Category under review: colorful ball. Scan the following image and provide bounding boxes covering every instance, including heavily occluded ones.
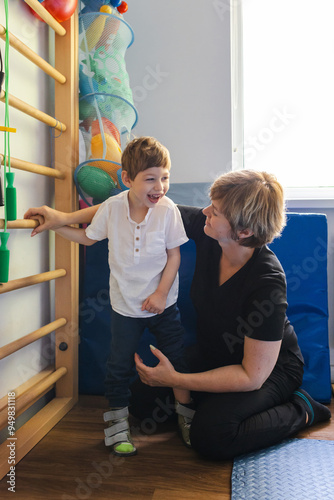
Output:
[90,133,122,182]
[91,118,121,145]
[117,2,128,14]
[100,5,112,14]
[28,0,78,23]
[76,164,116,201]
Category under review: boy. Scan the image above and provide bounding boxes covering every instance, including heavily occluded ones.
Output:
[52,137,192,456]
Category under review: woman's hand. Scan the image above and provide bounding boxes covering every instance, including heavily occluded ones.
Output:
[134,346,178,388]
[24,205,68,236]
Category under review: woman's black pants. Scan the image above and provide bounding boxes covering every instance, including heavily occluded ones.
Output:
[130,351,306,460]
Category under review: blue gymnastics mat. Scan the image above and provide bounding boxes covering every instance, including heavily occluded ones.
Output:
[231,438,334,500]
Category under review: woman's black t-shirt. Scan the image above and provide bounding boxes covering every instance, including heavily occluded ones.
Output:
[178,205,304,369]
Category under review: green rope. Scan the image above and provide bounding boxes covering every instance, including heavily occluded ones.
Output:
[3,0,10,233]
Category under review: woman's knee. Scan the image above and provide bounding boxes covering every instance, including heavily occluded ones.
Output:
[190,409,237,460]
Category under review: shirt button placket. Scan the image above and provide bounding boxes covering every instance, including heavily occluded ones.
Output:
[134,225,141,260]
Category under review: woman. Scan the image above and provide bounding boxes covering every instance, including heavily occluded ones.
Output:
[25,170,331,460]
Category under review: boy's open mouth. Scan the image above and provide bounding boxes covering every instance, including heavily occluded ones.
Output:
[147,194,161,203]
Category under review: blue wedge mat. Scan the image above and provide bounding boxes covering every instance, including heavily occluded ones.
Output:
[232,438,334,500]
[269,213,331,402]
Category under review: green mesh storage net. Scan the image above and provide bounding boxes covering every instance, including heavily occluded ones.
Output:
[76,3,137,205]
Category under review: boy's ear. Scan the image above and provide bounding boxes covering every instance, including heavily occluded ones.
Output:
[121,170,132,188]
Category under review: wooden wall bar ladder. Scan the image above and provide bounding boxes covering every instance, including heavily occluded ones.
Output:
[0,5,79,480]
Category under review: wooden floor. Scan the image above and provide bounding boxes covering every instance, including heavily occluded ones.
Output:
[1,394,333,500]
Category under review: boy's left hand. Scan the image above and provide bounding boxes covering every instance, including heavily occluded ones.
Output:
[142,291,167,314]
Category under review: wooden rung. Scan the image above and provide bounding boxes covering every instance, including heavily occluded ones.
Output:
[0,269,67,294]
[0,318,67,361]
[0,219,38,230]
[23,0,66,37]
[0,25,66,84]
[0,90,66,132]
[0,366,54,412]
[0,385,51,428]
[0,154,65,179]
[0,397,74,481]
[0,367,67,429]
[15,367,67,416]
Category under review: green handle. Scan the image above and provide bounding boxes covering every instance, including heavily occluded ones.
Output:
[0,232,10,283]
[6,172,17,221]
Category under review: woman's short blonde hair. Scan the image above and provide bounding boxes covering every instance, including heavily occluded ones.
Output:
[122,136,171,180]
[210,170,286,247]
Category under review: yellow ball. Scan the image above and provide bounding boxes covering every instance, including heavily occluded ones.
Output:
[100,5,112,14]
[90,133,122,183]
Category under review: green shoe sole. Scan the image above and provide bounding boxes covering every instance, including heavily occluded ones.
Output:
[112,442,137,457]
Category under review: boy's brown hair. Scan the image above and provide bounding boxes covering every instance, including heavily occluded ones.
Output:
[121,136,171,180]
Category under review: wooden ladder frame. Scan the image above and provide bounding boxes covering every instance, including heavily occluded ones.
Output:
[0,1,79,480]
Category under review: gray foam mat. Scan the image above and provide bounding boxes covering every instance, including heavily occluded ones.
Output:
[232,438,334,500]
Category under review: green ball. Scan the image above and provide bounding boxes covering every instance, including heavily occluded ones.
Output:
[77,165,115,201]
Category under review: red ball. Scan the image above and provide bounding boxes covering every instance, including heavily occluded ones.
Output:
[91,118,121,146]
[117,2,128,14]
[29,0,78,23]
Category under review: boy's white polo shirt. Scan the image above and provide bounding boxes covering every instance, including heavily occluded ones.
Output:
[85,191,188,318]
